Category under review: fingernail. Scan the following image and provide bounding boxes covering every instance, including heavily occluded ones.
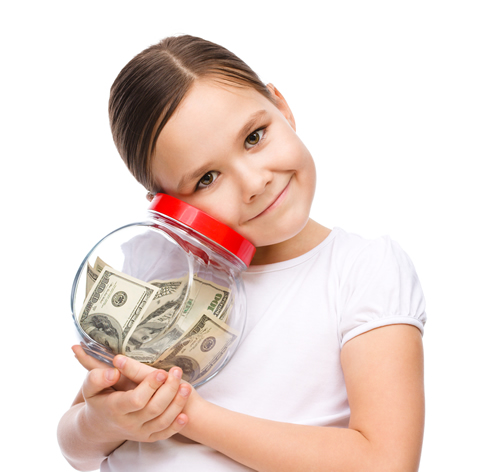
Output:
[177,415,186,425]
[180,386,190,397]
[156,371,167,382]
[114,356,126,369]
[172,368,182,379]
[105,369,117,381]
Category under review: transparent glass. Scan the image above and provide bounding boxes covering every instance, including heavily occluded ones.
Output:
[71,212,247,388]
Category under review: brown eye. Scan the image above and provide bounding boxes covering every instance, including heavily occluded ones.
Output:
[245,129,264,148]
[197,171,220,189]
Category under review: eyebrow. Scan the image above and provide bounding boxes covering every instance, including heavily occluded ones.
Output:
[236,109,269,144]
[176,109,270,192]
[177,164,214,192]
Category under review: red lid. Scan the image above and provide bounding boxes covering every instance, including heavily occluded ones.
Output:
[148,194,256,267]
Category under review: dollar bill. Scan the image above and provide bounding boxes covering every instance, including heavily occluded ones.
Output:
[93,256,108,273]
[79,266,159,354]
[123,276,188,354]
[85,256,111,297]
[85,262,99,297]
[150,313,239,383]
[78,258,238,382]
[177,276,231,329]
[126,276,231,357]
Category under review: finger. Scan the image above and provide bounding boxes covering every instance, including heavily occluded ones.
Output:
[73,348,136,392]
[139,367,186,422]
[73,345,110,371]
[146,375,192,440]
[74,345,137,392]
[82,367,120,400]
[116,369,169,414]
[147,413,189,442]
[113,355,157,385]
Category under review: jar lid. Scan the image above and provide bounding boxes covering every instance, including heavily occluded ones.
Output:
[149,193,256,267]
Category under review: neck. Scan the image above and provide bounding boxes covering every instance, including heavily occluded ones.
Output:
[250,219,331,266]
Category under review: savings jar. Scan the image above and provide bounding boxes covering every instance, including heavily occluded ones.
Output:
[71,193,255,387]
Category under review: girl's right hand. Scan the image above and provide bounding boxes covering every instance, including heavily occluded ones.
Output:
[81,364,191,444]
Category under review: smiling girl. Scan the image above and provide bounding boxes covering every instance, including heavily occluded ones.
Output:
[58,35,427,471]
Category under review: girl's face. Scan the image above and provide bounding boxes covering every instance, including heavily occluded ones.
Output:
[152,80,317,257]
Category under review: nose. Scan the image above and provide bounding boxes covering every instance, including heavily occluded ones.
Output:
[236,161,273,203]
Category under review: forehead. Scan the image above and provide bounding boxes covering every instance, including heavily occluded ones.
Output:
[156,81,272,152]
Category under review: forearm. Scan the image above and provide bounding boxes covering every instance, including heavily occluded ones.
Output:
[182,399,385,472]
[57,403,124,471]
[182,326,424,472]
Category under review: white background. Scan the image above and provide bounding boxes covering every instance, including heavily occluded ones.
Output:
[2,1,499,470]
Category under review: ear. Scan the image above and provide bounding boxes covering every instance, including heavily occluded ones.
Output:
[267,83,296,131]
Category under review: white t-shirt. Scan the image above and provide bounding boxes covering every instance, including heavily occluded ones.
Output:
[102,228,427,471]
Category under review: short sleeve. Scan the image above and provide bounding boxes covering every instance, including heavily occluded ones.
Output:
[338,236,427,348]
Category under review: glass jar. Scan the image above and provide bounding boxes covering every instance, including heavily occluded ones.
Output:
[71,193,255,387]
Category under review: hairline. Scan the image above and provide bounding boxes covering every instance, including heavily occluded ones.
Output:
[149,74,276,194]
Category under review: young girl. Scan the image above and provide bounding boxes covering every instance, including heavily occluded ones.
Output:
[58,35,427,471]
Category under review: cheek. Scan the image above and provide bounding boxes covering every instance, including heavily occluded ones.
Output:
[190,192,241,228]
[275,131,312,169]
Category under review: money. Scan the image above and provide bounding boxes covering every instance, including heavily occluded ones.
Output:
[79,266,159,354]
[79,257,238,383]
[126,276,231,356]
[93,256,108,273]
[123,276,189,354]
[85,256,110,296]
[85,262,99,297]
[176,276,230,329]
[151,313,239,383]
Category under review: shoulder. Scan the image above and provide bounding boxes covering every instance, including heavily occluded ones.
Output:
[329,229,427,347]
[328,229,417,283]
[331,228,403,263]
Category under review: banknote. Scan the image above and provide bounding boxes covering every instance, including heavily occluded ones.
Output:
[123,276,188,353]
[151,313,239,383]
[85,256,110,297]
[176,276,231,329]
[79,266,159,354]
[126,276,232,357]
[93,256,108,273]
[78,258,238,381]
[85,262,99,297]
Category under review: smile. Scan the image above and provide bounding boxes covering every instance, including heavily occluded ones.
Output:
[250,179,291,220]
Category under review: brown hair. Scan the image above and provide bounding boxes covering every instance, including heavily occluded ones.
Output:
[109,34,274,193]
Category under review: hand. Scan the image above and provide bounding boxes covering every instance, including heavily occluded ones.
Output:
[80,361,192,443]
[73,344,155,391]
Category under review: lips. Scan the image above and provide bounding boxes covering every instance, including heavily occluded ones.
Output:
[250,180,291,220]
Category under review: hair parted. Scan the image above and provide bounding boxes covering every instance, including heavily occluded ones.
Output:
[109,34,274,193]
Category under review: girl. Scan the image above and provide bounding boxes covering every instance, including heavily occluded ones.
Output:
[58,35,427,471]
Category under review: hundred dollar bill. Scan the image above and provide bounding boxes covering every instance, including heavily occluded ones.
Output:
[79,266,159,354]
[126,276,232,359]
[85,262,99,297]
[93,256,108,273]
[150,313,239,383]
[85,256,111,297]
[123,276,188,354]
[142,276,189,322]
[177,276,231,329]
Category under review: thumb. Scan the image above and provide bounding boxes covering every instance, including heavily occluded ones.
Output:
[72,344,110,371]
[82,367,120,400]
[113,355,157,384]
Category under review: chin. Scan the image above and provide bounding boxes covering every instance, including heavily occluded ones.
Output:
[251,215,310,248]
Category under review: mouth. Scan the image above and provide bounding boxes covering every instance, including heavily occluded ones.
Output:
[250,179,291,220]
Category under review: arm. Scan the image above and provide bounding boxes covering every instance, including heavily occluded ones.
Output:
[180,324,424,472]
[57,355,191,471]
